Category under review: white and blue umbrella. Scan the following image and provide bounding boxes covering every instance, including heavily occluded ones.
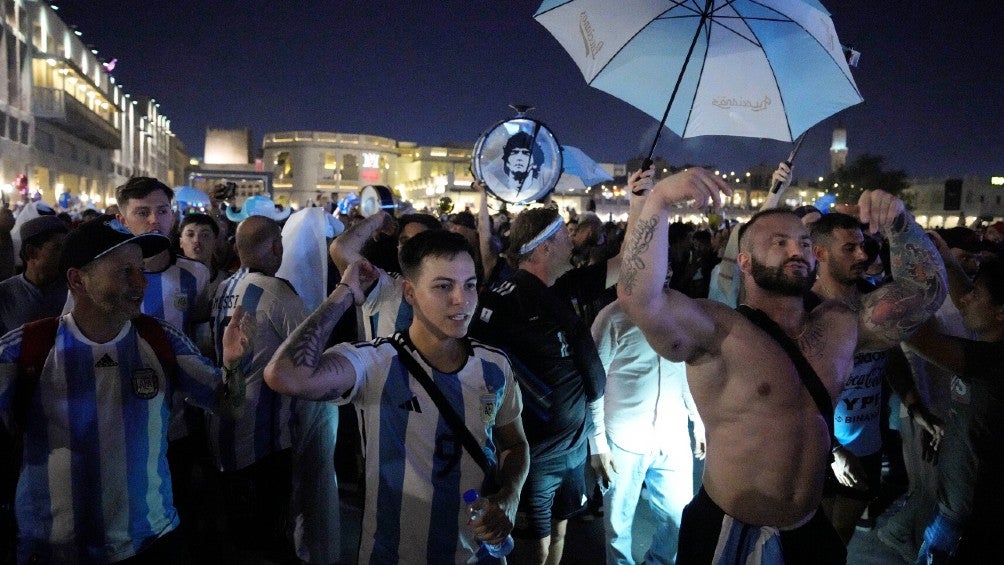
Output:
[535,0,863,160]
[557,145,614,191]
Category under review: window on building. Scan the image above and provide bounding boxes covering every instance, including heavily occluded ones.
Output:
[7,116,16,140]
[342,154,359,181]
[19,120,27,145]
[323,152,337,170]
[275,152,292,179]
[34,130,54,153]
[6,33,18,104]
[0,110,6,138]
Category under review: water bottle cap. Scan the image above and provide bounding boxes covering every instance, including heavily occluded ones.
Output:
[462,489,479,505]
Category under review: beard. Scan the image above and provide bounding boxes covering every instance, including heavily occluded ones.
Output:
[750,256,815,296]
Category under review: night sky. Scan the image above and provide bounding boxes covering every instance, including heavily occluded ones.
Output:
[56,0,1002,181]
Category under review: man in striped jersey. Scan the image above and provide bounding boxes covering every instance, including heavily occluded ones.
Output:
[209,215,305,561]
[0,216,248,563]
[266,230,529,564]
[113,178,213,542]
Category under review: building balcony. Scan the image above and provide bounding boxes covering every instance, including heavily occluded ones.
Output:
[33,86,120,150]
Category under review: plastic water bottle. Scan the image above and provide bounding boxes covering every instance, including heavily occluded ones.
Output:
[463,489,514,558]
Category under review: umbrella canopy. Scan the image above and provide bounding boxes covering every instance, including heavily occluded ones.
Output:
[535,0,862,149]
[173,186,212,214]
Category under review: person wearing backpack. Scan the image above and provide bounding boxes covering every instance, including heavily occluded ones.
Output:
[0,216,249,563]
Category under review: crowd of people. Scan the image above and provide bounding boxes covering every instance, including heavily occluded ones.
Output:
[0,167,1001,564]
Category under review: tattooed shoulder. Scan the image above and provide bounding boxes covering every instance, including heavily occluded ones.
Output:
[795,320,827,360]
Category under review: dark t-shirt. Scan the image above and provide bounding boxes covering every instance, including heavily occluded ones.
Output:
[470,269,605,461]
[937,338,1004,537]
[552,261,615,329]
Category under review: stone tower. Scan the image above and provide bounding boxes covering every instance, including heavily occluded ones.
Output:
[830,126,848,172]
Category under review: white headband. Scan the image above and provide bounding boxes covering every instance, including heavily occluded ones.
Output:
[519,216,564,255]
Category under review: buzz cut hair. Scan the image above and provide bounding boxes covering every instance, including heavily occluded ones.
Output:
[737,208,797,252]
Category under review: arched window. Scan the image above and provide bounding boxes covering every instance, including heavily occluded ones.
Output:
[321,152,337,180]
[275,152,292,179]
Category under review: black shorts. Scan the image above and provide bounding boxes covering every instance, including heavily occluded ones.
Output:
[823,449,883,501]
[678,488,846,565]
[512,448,587,539]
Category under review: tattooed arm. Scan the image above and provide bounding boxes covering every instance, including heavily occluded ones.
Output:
[616,168,731,362]
[264,260,377,400]
[329,211,395,273]
[602,166,656,288]
[857,191,947,351]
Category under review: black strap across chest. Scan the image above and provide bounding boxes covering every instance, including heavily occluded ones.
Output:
[736,305,834,437]
[387,332,496,481]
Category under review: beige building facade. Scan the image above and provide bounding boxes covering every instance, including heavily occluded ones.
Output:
[1,0,186,209]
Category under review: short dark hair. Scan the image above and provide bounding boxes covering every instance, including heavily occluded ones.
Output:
[180,213,220,237]
[668,221,695,245]
[507,206,561,264]
[116,177,173,207]
[975,257,1004,306]
[448,211,477,231]
[397,213,442,234]
[809,212,863,243]
[398,229,474,281]
[737,208,797,251]
[938,226,980,253]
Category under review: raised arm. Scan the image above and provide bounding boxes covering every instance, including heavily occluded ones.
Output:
[473,181,501,283]
[602,166,656,288]
[264,261,376,400]
[926,229,973,308]
[856,191,947,351]
[617,168,730,362]
[328,211,395,273]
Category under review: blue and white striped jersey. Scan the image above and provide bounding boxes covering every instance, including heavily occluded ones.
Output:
[0,313,223,563]
[208,268,308,471]
[359,270,413,340]
[141,256,210,332]
[145,257,211,442]
[332,335,522,564]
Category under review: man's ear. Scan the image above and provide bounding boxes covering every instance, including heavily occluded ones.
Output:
[736,251,751,275]
[66,267,85,293]
[402,279,416,306]
[812,244,827,262]
[23,243,39,262]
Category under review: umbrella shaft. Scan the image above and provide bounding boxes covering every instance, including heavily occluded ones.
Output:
[647,0,714,162]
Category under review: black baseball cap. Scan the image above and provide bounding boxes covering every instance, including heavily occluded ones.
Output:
[59,214,170,272]
[19,215,68,244]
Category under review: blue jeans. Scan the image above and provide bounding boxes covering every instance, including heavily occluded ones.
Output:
[917,511,961,565]
[603,441,694,564]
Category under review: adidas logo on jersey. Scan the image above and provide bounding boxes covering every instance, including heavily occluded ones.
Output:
[398,396,422,413]
[492,281,517,296]
[95,353,118,368]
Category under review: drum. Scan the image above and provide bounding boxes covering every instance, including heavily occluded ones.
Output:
[359,185,399,217]
[472,117,562,205]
